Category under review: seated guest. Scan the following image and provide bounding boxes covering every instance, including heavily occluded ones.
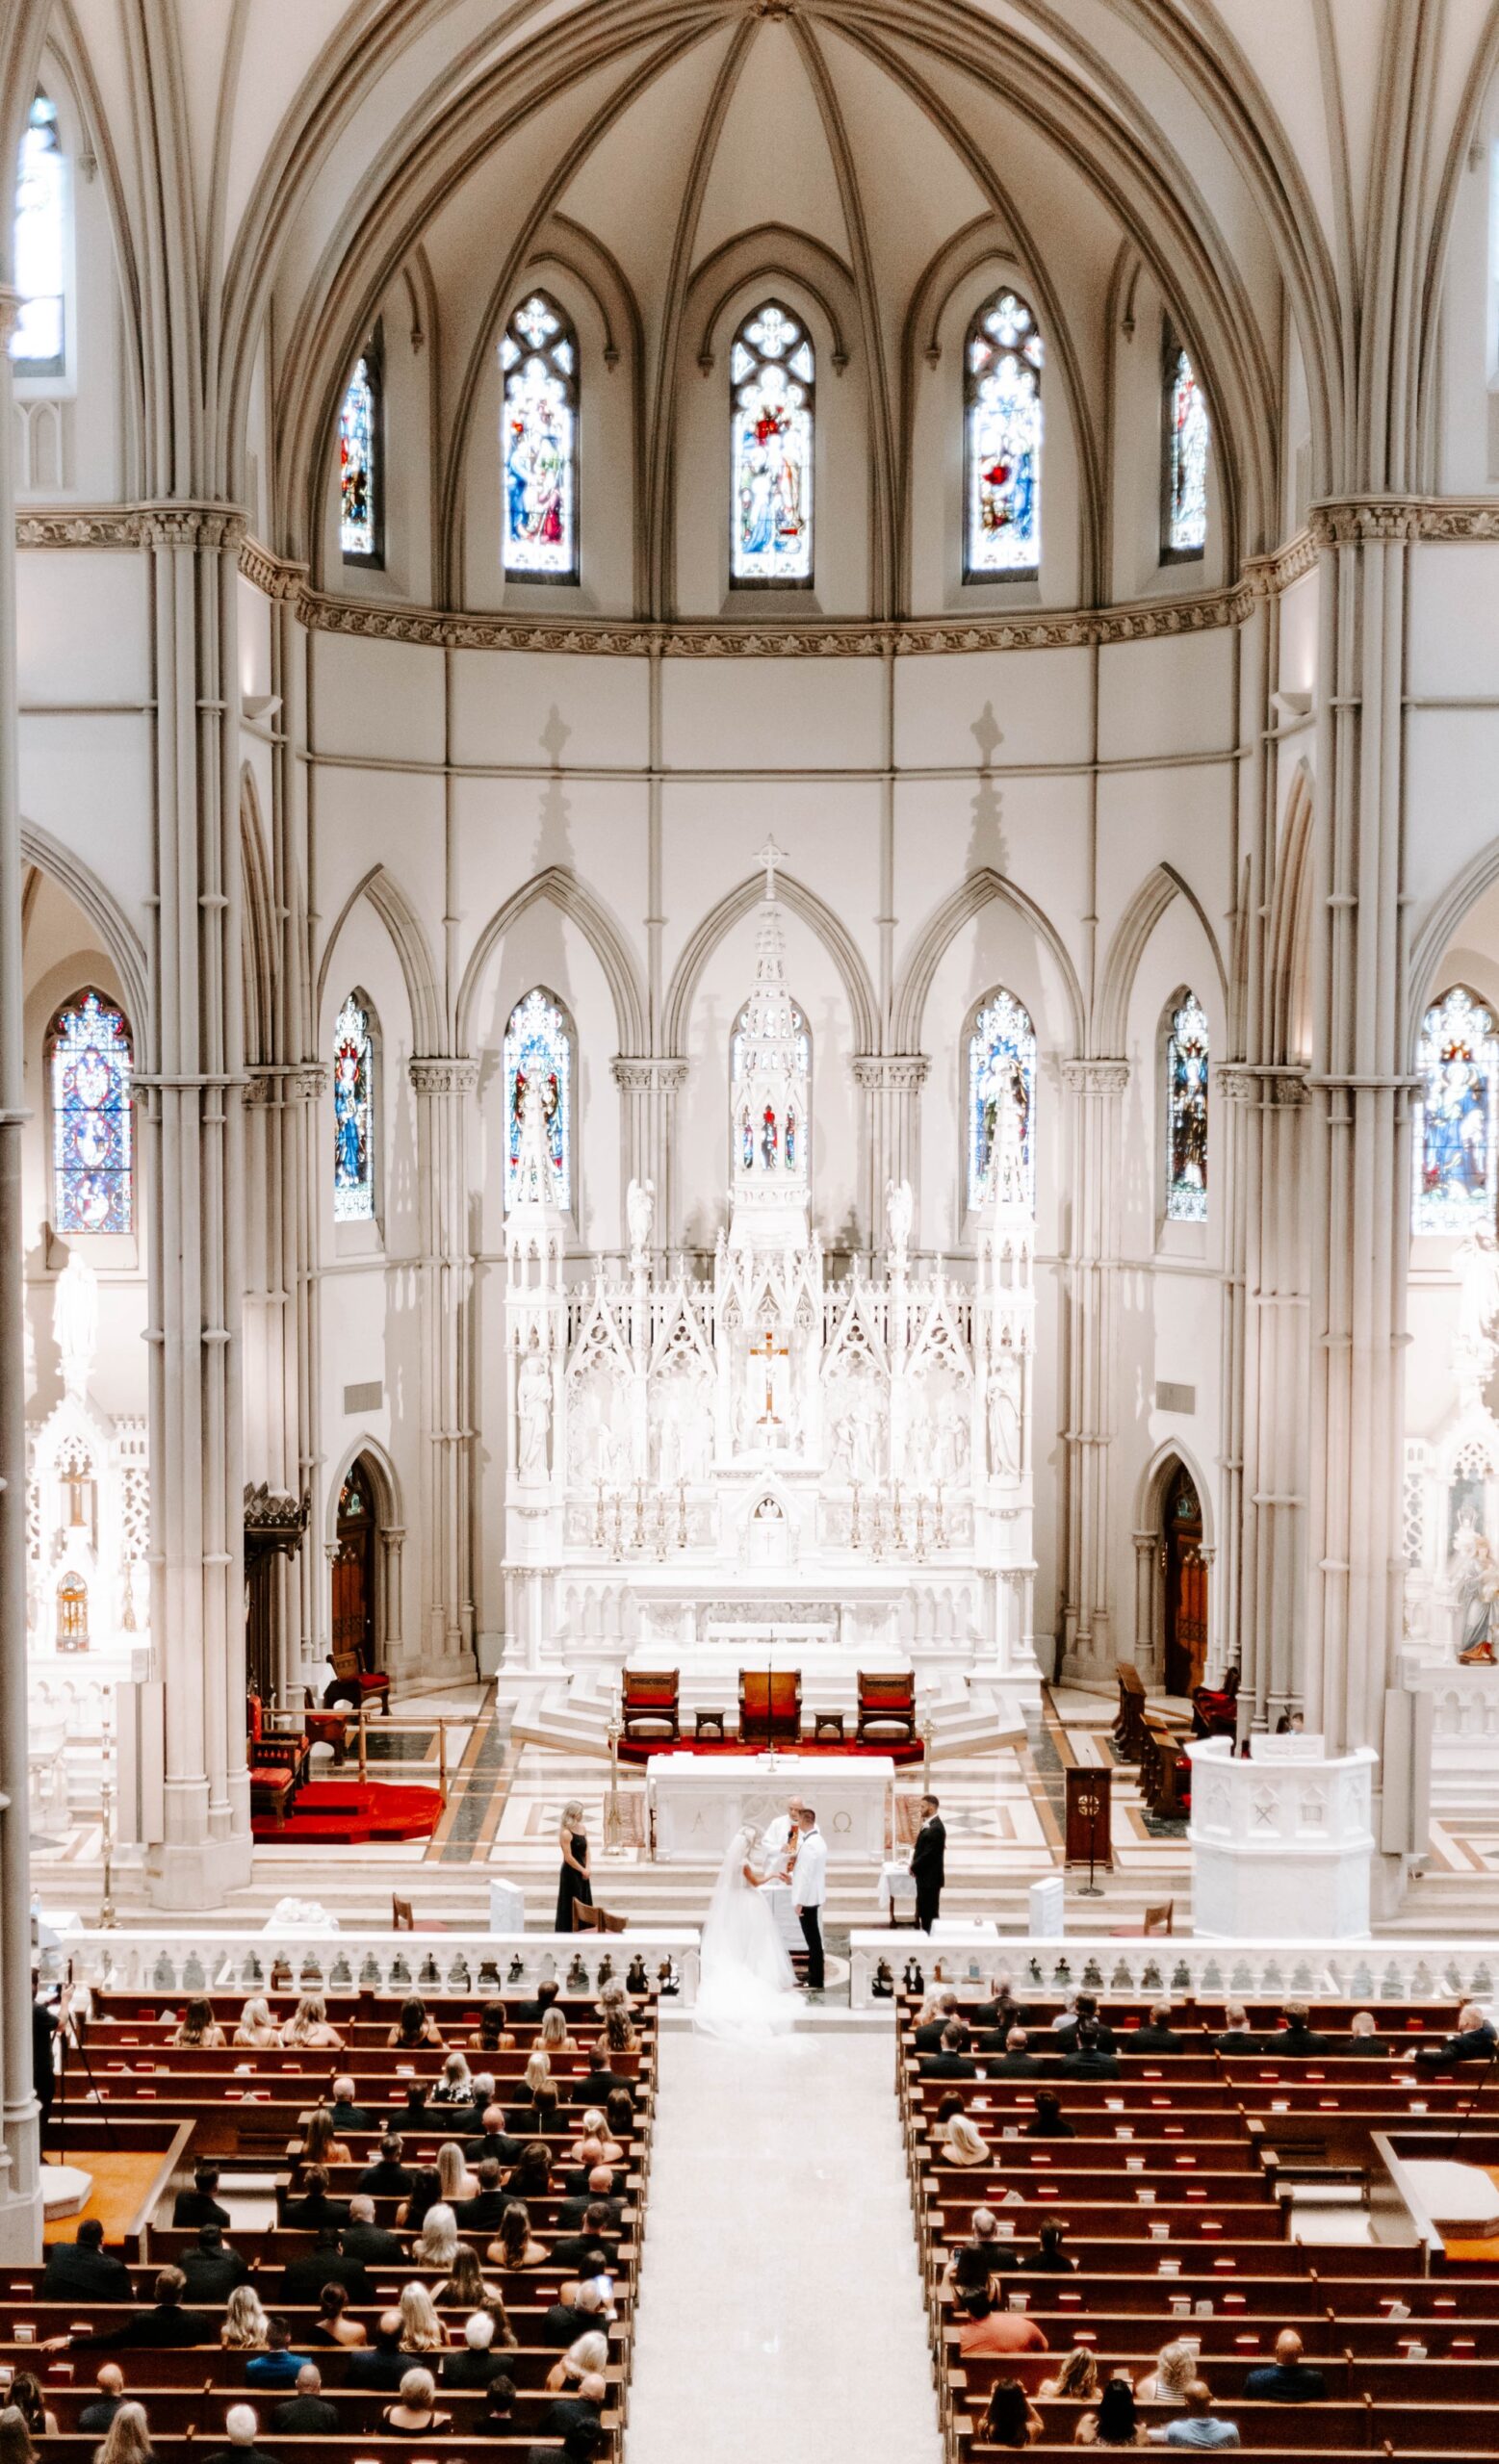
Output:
[543,2329,609,2398]
[1022,2221,1076,2274]
[549,2201,621,2280]
[920,2020,978,2079]
[94,2403,157,2464]
[604,2086,635,2141]
[388,1995,443,2050]
[279,2222,369,2306]
[558,2166,624,2230]
[410,2201,460,2270]
[429,2051,476,2108]
[453,2157,509,2233]
[328,2074,374,2134]
[1025,2090,1075,2138]
[279,1993,343,2050]
[951,2244,1014,2301]
[1273,2001,1333,2058]
[358,2131,413,2198]
[347,2313,408,2391]
[434,2244,502,2311]
[173,2164,230,2229]
[42,2216,133,2300]
[506,2141,555,2200]
[79,2370,127,2436]
[221,2289,271,2351]
[489,2197,551,2271]
[1040,2348,1099,2402]
[233,1999,278,2049]
[1136,2343,1198,2403]
[381,2365,452,2438]
[396,2164,441,2230]
[958,2287,1048,2358]
[171,1996,226,2049]
[943,2113,990,2168]
[1213,2005,1260,2056]
[540,2283,613,2349]
[529,2426,605,2464]
[269,2366,338,2437]
[914,1990,960,2052]
[201,2404,280,2464]
[978,2379,1044,2449]
[1077,2376,1147,2447]
[1062,2023,1120,2077]
[534,2370,607,2444]
[507,2051,554,2131]
[466,2108,521,2167]
[1147,2380,1239,2449]
[311,2283,366,2348]
[476,2376,517,2434]
[988,2025,1048,2075]
[1131,2002,1187,2053]
[0,2411,33,2464]
[540,2006,577,2054]
[1415,1999,1499,2069]
[572,2046,629,2106]
[596,1981,639,2054]
[283,2165,349,2230]
[952,2209,1019,2282]
[344,2193,405,2265]
[1346,2010,1387,2057]
[1242,2329,1327,2401]
[60,2266,216,2351]
[10,2374,58,2438]
[245,2320,305,2389]
[1053,1993,1117,2054]
[180,2224,250,2301]
[398,2282,446,2353]
[444,2312,514,2388]
[469,2001,516,2054]
[436,2141,478,2206]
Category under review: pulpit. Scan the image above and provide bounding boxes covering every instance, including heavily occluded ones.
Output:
[738,1666,802,1744]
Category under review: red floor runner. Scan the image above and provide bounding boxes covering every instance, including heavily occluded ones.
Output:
[251,1780,442,1843]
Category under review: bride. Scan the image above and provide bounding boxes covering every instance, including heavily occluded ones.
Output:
[694,1823,799,2041]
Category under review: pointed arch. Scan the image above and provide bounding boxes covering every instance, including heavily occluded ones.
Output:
[1135,1435,1216,1555]
[323,1431,403,1551]
[456,865,645,1058]
[316,863,443,1055]
[19,820,150,1039]
[1096,864,1227,1059]
[1407,836,1499,1066]
[663,869,878,1061]
[892,866,1085,1059]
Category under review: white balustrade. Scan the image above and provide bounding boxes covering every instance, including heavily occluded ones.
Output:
[39,1926,701,2009]
[848,1932,1497,2012]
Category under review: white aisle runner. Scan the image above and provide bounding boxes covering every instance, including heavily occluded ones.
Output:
[626,2028,943,2463]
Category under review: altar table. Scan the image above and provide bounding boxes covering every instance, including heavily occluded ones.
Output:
[646,1751,894,1862]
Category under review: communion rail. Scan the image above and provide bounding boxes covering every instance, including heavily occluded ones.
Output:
[848,1931,1498,2009]
[38,1925,703,2007]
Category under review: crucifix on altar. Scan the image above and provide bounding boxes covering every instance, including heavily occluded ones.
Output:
[753,1324,790,1431]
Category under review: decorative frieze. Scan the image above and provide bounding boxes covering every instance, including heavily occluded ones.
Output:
[408,1057,479,1096]
[852,1053,930,1091]
[611,1056,690,1092]
[1216,1064,1309,1107]
[1060,1058,1129,1095]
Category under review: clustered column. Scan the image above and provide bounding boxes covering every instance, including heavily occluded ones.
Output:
[852,1055,928,1245]
[410,1058,479,1665]
[612,1057,688,1243]
[1059,1057,1129,1679]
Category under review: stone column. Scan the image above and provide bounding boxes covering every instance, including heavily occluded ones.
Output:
[139,506,251,1909]
[612,1058,688,1247]
[1304,505,1419,1900]
[0,281,42,2255]
[852,1055,928,1250]
[1058,1058,1129,1680]
[379,1526,406,1660]
[409,1058,478,1670]
[285,1065,325,1692]
[1132,1528,1160,1678]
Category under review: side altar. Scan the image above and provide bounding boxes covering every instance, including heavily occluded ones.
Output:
[498,851,1041,1732]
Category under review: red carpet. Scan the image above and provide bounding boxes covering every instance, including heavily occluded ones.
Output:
[619,1733,923,1765]
[251,1780,442,1843]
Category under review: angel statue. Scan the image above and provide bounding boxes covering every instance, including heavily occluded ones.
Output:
[886,1176,914,1268]
[626,1175,656,1262]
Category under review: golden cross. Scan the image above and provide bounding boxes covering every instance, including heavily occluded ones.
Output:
[755,1324,789,1424]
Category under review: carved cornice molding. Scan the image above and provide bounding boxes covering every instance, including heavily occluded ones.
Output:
[1216,1063,1309,1107]
[409,1057,479,1095]
[246,1063,326,1107]
[611,1056,690,1092]
[851,1053,930,1090]
[1061,1057,1129,1094]
[1308,496,1499,547]
[240,535,309,600]
[140,503,246,552]
[17,506,147,548]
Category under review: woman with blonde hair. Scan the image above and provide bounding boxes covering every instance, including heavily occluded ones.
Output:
[539,2007,575,2053]
[543,2328,608,2396]
[597,2001,638,2058]
[0,2414,32,2464]
[1135,2341,1197,2404]
[1040,2348,1100,2402]
[506,2049,551,2131]
[943,2113,990,2168]
[232,1997,278,2049]
[556,1800,592,1933]
[171,1997,225,2050]
[279,1993,343,2049]
[410,2202,459,2269]
[428,2050,474,2107]
[568,2111,623,2169]
[486,2198,550,2271]
[435,2140,477,2206]
[301,2104,350,2168]
[433,2244,501,2311]
[380,2366,452,2438]
[397,2281,445,2352]
[93,2403,156,2464]
[220,2288,270,2350]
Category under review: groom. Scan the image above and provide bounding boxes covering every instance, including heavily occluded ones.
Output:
[790,1806,827,1993]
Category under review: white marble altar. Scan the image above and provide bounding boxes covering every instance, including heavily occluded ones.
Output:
[1187,1733,1378,1939]
[647,1751,894,1861]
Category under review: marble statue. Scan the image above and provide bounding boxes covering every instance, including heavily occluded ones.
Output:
[988,1350,1022,1477]
[627,1175,656,1260]
[886,1176,913,1267]
[55,1253,98,1401]
[517,1351,552,1479]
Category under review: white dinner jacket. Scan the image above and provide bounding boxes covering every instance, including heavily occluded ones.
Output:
[790,1824,827,1908]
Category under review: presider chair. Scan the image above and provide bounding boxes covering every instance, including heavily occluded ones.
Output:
[856,1669,917,1746]
[738,1667,801,1745]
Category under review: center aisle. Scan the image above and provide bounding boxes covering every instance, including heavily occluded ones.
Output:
[626,2024,943,2462]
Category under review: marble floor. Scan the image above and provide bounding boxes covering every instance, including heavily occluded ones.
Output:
[625,2026,942,2464]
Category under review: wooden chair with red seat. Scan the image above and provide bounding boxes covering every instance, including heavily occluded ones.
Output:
[621,1669,681,1748]
[738,1668,802,1745]
[323,1642,391,1716]
[246,1692,310,1824]
[856,1669,917,1747]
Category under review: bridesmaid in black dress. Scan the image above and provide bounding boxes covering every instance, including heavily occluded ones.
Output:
[556,1799,593,1932]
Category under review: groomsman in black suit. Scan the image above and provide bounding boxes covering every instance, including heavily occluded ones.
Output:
[911,1794,946,1934]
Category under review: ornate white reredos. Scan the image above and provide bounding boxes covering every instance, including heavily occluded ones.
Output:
[500,881,1042,1692]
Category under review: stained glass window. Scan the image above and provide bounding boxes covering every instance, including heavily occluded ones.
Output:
[1165,991,1210,1221]
[339,344,380,563]
[731,300,814,585]
[504,987,572,1210]
[502,293,579,581]
[332,993,375,1221]
[730,996,811,1183]
[49,990,132,1235]
[1414,987,1499,1234]
[13,92,65,377]
[1163,335,1209,558]
[965,290,1043,578]
[968,989,1036,1209]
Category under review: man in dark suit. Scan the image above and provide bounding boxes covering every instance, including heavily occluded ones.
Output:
[328,2075,375,2135]
[278,2224,369,2307]
[1060,2023,1119,2078]
[443,2313,509,2390]
[62,2266,217,2350]
[572,2054,628,2106]
[452,2158,509,2235]
[198,2402,282,2464]
[526,2419,605,2464]
[1052,1993,1117,2055]
[981,2025,1048,2073]
[180,2223,251,2302]
[1130,2001,1189,2053]
[532,2379,606,2443]
[558,2169,624,2230]
[911,1795,946,1934]
[919,2021,978,2080]
[1273,2002,1334,2057]
[77,2368,126,2432]
[464,2108,521,2167]
[539,2282,612,2348]
[173,2164,231,2229]
[561,2161,625,2204]
[41,2217,134,2302]
[549,2200,619,2278]
[342,2194,406,2265]
[913,1993,959,2053]
[1243,2330,1328,2401]
[282,2165,349,2230]
[356,2133,413,2197]
[270,2365,340,2435]
[347,2313,407,2391]
[1415,2000,1499,2070]
[1214,2003,1261,2054]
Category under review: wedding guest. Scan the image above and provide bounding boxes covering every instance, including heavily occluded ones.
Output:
[279,1993,343,2049]
[920,2020,978,2080]
[93,2403,157,2464]
[1040,2348,1099,2401]
[543,2330,609,2396]
[1242,2330,1327,2401]
[529,2425,605,2464]
[1273,2001,1333,2058]
[278,2222,369,2305]
[914,1991,959,2052]
[348,2315,407,2392]
[300,2106,350,2169]
[359,2135,415,2199]
[1415,2000,1499,2069]
[1346,2011,1388,2057]
[943,2209,1018,2292]
[534,2371,607,2444]
[42,2217,133,2301]
[233,2000,279,2049]
[540,2008,576,2054]
[171,1997,226,2050]
[989,2026,1048,2076]
[605,2087,635,2139]
[508,2052,554,2131]
[221,2289,271,2351]
[0,2410,31,2464]
[180,2223,251,2301]
[380,2366,452,2438]
[558,2167,624,2230]
[173,2164,231,2229]
[429,2052,475,2108]
[344,2194,404,2266]
[199,2405,278,2464]
[245,2319,304,2390]
[556,1802,593,1933]
[943,2114,990,2168]
[397,2282,445,2352]
[467,2108,521,2168]
[328,2074,374,2133]
[1136,2342,1197,2404]
[505,2141,554,2199]
[311,2282,367,2348]
[1062,2022,1119,2077]
[452,2158,509,2234]
[1025,2091,1075,2138]
[283,2165,349,2230]
[958,2287,1048,2358]
[78,2371,126,2436]
[396,2166,441,2230]
[270,2366,338,2437]
[1214,2005,1261,2055]
[1146,2380,1239,2448]
[443,2313,514,2388]
[596,1983,639,2054]
[979,2380,1044,2448]
[1053,1993,1117,2054]
[572,2045,628,2106]
[388,1995,443,2050]
[1130,2003,1188,2053]
[567,2111,622,2168]
[1076,2377,1148,2447]
[540,2283,612,2348]
[434,2244,502,2310]
[1023,2221,1077,2274]
[9,2375,57,2437]
[489,2198,551,2270]
[475,2376,517,2433]
[436,2141,478,2205]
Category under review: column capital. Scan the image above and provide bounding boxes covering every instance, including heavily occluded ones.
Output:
[1216,1063,1309,1107]
[0,288,20,347]
[139,501,247,552]
[851,1053,929,1090]
[612,1055,689,1092]
[1061,1056,1129,1094]
[409,1056,478,1096]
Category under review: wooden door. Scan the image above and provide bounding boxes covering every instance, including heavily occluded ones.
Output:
[1162,1465,1207,1698]
[332,1461,376,1673]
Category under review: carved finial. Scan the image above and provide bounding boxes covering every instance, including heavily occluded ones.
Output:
[757,836,784,903]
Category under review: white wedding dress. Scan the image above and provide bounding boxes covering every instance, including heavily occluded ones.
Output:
[694,1825,800,2042]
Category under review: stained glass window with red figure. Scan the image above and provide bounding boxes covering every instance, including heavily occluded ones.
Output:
[49,989,133,1236]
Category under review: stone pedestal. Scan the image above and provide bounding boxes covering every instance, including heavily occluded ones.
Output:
[1187,1734,1378,1939]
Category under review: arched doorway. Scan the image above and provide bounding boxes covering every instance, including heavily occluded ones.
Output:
[331,1457,379,1682]
[1162,1462,1207,1697]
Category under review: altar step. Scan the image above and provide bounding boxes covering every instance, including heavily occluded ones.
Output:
[506,1671,1031,1762]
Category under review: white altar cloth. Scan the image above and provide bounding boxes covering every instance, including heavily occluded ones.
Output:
[647,1752,894,1862]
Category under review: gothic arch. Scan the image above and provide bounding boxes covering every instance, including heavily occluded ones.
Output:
[323,1429,403,1550]
[892,867,1085,1059]
[316,864,443,1055]
[662,869,879,1062]
[1407,836,1499,1066]
[1136,1437,1216,1554]
[457,866,646,1057]
[1097,864,1228,1060]
[19,820,150,1040]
